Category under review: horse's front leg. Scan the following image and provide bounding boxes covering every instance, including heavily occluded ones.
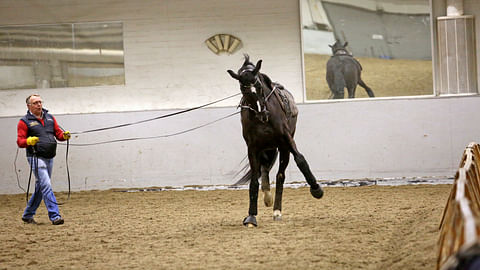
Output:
[243,150,260,227]
[273,148,290,221]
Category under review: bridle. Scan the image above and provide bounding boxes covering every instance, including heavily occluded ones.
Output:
[238,68,261,92]
[333,48,351,56]
[238,70,277,122]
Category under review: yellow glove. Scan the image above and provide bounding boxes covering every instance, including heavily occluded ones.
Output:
[63,131,71,140]
[26,136,39,146]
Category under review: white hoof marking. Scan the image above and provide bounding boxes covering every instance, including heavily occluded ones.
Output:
[273,210,282,221]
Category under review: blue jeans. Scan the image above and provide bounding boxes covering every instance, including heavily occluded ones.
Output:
[22,156,62,222]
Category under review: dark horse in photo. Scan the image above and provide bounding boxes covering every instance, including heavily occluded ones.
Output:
[228,55,323,227]
[326,40,375,99]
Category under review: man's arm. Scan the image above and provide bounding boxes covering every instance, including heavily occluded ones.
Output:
[17,120,28,148]
[52,116,66,141]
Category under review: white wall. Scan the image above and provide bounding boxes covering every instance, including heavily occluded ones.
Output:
[2,96,479,194]
[1,0,480,194]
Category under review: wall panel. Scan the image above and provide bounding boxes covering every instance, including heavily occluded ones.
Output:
[0,0,303,116]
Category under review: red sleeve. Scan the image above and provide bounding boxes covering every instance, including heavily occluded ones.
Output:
[52,116,66,141]
[17,120,28,148]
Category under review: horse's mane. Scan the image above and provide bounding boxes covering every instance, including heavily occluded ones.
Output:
[258,73,273,90]
[240,54,255,72]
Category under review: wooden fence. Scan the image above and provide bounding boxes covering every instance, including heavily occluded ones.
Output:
[438,142,480,270]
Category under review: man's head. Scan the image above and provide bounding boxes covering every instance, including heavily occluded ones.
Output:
[26,94,43,116]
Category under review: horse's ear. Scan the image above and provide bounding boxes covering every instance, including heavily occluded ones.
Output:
[253,60,262,75]
[227,70,240,80]
[344,42,348,47]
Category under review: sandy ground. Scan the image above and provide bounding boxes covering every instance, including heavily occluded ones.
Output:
[0,184,451,269]
[305,54,433,100]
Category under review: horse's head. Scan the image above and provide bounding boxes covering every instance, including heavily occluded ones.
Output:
[329,40,350,56]
[227,54,262,93]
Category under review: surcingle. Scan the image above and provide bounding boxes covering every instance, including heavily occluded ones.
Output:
[272,82,298,119]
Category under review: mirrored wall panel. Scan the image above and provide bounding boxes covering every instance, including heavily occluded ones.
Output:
[0,22,124,90]
[301,0,432,100]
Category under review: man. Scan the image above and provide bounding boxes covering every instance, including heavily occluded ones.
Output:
[17,94,71,225]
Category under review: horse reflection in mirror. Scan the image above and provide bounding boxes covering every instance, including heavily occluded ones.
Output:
[326,40,375,99]
[227,55,324,227]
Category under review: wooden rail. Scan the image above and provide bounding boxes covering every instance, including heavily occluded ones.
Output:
[438,142,480,270]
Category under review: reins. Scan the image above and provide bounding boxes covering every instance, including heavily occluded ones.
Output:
[62,111,239,146]
[23,143,71,205]
[71,93,240,135]
[15,93,242,198]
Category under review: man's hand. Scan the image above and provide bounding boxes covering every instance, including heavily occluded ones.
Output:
[26,136,39,146]
[63,131,71,140]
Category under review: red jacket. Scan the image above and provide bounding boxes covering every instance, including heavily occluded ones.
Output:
[17,110,66,148]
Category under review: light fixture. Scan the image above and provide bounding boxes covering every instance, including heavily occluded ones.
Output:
[205,34,242,55]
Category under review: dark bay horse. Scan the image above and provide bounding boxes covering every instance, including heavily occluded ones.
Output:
[326,40,375,99]
[228,55,323,227]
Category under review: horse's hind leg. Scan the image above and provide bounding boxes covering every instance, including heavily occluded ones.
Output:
[294,152,323,198]
[261,166,273,207]
[347,85,357,98]
[285,136,323,199]
[260,150,277,207]
[359,79,375,97]
[273,148,290,221]
[345,74,357,98]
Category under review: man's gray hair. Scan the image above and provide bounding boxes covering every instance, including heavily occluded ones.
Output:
[26,94,41,104]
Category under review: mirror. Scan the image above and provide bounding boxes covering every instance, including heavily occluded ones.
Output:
[301,0,432,100]
[0,22,124,90]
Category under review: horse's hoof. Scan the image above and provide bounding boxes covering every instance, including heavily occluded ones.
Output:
[310,185,324,199]
[273,210,282,221]
[263,191,273,207]
[243,215,257,227]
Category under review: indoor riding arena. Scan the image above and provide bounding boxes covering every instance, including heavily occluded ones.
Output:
[1,1,480,269]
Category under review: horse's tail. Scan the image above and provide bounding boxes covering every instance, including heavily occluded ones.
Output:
[232,150,278,186]
[332,71,346,99]
[233,163,252,185]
